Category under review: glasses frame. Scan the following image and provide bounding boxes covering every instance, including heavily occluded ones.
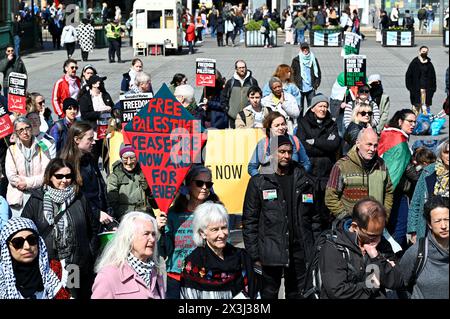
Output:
[53,173,74,180]
[358,111,373,117]
[16,126,32,135]
[9,234,39,250]
[193,180,214,189]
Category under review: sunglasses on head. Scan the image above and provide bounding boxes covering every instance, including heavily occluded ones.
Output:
[9,234,38,250]
[53,173,73,180]
[358,111,373,116]
[194,180,214,188]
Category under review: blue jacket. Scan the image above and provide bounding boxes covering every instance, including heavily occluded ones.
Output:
[407,163,437,239]
[0,196,11,231]
[248,134,311,176]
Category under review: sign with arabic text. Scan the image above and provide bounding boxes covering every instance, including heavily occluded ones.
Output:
[195,58,216,87]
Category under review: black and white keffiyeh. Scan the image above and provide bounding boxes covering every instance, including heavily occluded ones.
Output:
[43,185,76,260]
[127,253,155,287]
[0,217,62,299]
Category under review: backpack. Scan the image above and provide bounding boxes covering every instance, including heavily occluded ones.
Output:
[302,221,356,299]
[405,16,414,28]
[54,119,68,154]
[407,237,428,292]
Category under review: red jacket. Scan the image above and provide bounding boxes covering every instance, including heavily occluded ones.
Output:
[185,24,196,42]
[51,75,81,117]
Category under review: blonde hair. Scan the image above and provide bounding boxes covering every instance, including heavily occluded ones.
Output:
[351,101,372,124]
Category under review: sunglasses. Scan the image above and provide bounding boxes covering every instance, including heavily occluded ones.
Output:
[6,49,14,53]
[9,234,38,250]
[53,173,73,180]
[359,89,370,94]
[70,66,79,70]
[37,100,45,105]
[358,111,373,116]
[194,180,214,189]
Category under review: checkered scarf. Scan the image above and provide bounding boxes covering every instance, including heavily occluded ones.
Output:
[0,217,62,299]
[127,253,155,287]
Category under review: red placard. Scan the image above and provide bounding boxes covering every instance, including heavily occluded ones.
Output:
[195,58,216,87]
[124,84,206,213]
[7,72,27,114]
[0,115,14,139]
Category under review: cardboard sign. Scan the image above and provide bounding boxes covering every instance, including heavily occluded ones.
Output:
[205,129,265,214]
[344,55,366,87]
[0,115,14,139]
[195,58,216,87]
[7,72,27,114]
[119,92,153,123]
[124,84,206,213]
[342,32,361,56]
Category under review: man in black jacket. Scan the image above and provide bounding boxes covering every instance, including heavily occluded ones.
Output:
[405,46,436,115]
[0,45,27,96]
[319,197,404,299]
[243,135,322,299]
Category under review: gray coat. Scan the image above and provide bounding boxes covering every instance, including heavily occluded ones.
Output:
[399,232,449,299]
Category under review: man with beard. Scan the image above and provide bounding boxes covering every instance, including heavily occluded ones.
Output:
[243,135,321,299]
[325,128,394,220]
[405,46,437,115]
[0,45,27,96]
[368,74,390,133]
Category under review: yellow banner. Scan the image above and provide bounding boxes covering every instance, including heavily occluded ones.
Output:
[108,130,124,172]
[205,128,266,215]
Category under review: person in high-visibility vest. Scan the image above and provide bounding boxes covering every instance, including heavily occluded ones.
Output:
[105,19,124,63]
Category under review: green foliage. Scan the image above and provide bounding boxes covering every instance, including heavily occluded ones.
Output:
[311,25,343,32]
[244,19,280,31]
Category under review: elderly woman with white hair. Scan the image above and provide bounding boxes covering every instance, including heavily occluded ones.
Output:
[127,71,153,95]
[261,77,299,135]
[180,202,258,299]
[5,117,51,217]
[408,138,449,243]
[174,84,205,124]
[91,212,165,299]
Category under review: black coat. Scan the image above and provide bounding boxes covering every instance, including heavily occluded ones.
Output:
[242,165,323,266]
[79,154,109,221]
[79,90,114,123]
[405,57,436,106]
[21,189,100,270]
[296,110,341,178]
[319,219,404,299]
[344,121,366,147]
[291,55,322,91]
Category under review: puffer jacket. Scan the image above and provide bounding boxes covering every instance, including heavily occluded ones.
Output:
[319,218,404,299]
[243,165,324,266]
[107,160,157,220]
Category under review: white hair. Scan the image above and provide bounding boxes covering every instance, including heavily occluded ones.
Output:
[174,84,195,104]
[134,72,151,86]
[192,202,229,247]
[94,212,162,274]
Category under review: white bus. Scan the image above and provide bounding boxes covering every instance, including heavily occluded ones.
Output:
[133,0,183,56]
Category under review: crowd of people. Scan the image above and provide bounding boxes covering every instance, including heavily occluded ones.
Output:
[0,2,448,301]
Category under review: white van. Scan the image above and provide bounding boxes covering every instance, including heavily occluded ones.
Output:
[133,0,183,56]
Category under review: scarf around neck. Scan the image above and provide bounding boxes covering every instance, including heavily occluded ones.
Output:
[127,253,155,287]
[434,158,449,197]
[43,185,76,260]
[12,257,44,299]
[299,51,319,81]
[65,74,79,99]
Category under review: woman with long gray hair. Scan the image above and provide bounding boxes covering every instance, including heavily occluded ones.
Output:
[92,212,165,299]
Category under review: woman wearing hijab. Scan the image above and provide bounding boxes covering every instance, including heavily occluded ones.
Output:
[0,217,69,299]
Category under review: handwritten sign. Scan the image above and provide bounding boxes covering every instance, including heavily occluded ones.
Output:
[195,58,216,87]
[342,32,361,56]
[119,92,153,123]
[124,84,206,213]
[344,55,366,87]
[8,72,27,114]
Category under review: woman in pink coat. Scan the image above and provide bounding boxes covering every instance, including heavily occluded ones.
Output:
[91,212,165,299]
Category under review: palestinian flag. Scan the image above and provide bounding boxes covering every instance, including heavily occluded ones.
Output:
[378,127,411,190]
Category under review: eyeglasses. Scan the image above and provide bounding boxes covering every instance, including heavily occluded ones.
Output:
[53,173,73,180]
[16,126,32,134]
[9,234,38,250]
[357,227,382,243]
[358,89,370,94]
[358,111,373,117]
[70,66,79,70]
[194,180,214,189]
